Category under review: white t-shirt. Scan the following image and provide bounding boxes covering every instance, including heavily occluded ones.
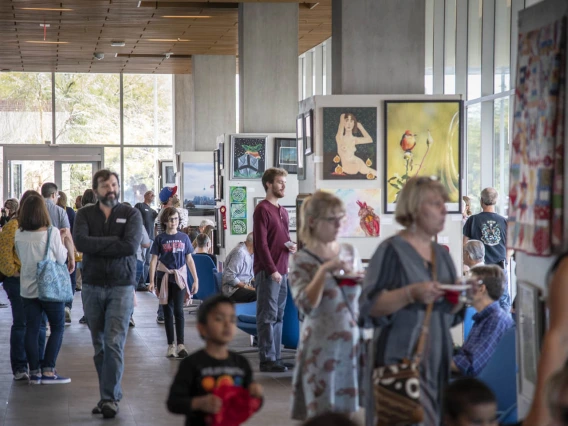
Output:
[15,227,68,299]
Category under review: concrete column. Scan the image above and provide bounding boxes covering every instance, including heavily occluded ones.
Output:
[192,55,236,151]
[332,0,425,94]
[239,3,298,133]
[173,74,194,153]
[314,44,324,95]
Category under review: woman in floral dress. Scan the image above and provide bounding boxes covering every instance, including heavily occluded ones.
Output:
[289,190,362,421]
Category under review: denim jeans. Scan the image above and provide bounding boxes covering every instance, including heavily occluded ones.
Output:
[82,284,134,402]
[158,280,186,345]
[3,276,48,374]
[135,260,144,285]
[255,271,287,363]
[138,241,153,287]
[22,297,65,375]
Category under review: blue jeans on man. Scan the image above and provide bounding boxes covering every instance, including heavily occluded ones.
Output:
[22,297,64,376]
[4,276,47,375]
[138,241,153,289]
[82,284,134,403]
[255,271,287,363]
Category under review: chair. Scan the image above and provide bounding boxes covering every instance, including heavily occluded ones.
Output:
[463,306,476,340]
[213,271,223,293]
[187,254,219,307]
[281,283,300,350]
[477,327,517,423]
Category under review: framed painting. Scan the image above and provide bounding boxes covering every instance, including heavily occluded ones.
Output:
[213,149,222,201]
[229,186,248,235]
[517,280,545,400]
[322,107,377,180]
[296,114,306,180]
[230,135,267,180]
[322,188,381,237]
[218,142,225,170]
[384,100,463,213]
[283,206,297,232]
[160,160,176,187]
[182,162,215,216]
[215,207,225,248]
[274,138,297,174]
[304,109,314,156]
[253,197,264,208]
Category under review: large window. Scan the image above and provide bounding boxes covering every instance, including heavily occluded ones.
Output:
[0,73,173,204]
[0,72,53,144]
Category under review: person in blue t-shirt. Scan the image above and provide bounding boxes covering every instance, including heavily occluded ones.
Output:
[149,207,199,359]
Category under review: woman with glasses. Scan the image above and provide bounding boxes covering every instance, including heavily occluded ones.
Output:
[359,177,465,426]
[149,207,199,359]
[289,190,363,421]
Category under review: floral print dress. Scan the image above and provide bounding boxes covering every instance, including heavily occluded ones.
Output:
[289,249,361,420]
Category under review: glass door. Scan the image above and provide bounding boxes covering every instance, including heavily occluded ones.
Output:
[56,162,98,203]
[9,160,55,200]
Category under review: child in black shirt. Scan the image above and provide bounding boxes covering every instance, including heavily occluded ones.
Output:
[167,294,263,426]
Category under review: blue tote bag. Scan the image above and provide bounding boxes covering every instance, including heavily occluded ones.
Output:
[37,226,73,303]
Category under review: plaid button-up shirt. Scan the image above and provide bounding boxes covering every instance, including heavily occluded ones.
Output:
[453,301,514,376]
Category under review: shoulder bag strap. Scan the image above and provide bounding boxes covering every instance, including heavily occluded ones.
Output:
[413,244,436,362]
[43,226,53,261]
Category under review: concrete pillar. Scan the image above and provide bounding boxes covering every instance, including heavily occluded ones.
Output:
[238,3,298,133]
[173,74,194,153]
[331,0,426,94]
[192,55,236,151]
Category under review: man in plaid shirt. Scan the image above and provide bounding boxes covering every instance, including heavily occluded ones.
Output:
[451,265,514,377]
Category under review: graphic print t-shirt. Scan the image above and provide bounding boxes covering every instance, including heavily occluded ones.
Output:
[463,212,507,265]
[151,231,193,283]
[167,349,255,426]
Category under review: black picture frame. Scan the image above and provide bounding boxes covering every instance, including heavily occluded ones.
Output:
[296,114,306,180]
[283,205,297,231]
[218,142,225,170]
[304,109,314,156]
[213,149,222,201]
[274,138,297,174]
[383,100,463,214]
[215,207,225,249]
[230,135,267,180]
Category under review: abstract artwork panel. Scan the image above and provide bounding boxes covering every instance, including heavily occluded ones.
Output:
[322,188,381,238]
[322,107,378,180]
[384,100,462,213]
[230,136,267,180]
[230,186,247,235]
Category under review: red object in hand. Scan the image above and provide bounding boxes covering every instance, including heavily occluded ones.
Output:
[338,278,359,287]
[444,290,460,305]
[210,385,262,426]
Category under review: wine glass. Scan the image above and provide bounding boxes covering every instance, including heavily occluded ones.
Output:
[336,243,363,277]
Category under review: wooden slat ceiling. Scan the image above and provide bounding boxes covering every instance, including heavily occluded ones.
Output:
[0,0,331,74]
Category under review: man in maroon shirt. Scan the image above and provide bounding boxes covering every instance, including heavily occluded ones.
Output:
[253,168,297,372]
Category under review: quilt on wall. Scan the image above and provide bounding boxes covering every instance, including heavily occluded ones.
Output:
[508,18,566,256]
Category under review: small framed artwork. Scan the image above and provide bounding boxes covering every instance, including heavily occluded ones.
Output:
[218,142,225,170]
[215,207,225,248]
[517,280,545,400]
[274,138,297,174]
[296,114,306,180]
[182,162,215,216]
[161,160,176,187]
[384,100,463,213]
[253,197,264,208]
[304,109,314,156]
[283,206,297,232]
[230,135,267,179]
[213,149,222,201]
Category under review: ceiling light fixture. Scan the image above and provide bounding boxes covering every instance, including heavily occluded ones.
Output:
[147,38,190,42]
[111,41,126,47]
[161,15,211,18]
[26,41,69,44]
[20,7,73,11]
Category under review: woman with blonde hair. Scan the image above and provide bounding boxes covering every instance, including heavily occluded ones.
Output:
[359,176,465,426]
[289,190,363,420]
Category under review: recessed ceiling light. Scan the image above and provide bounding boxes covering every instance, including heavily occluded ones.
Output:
[161,15,211,18]
[20,7,73,11]
[147,39,190,42]
[26,41,69,44]
[111,41,126,47]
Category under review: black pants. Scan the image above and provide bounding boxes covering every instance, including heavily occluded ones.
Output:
[158,281,186,345]
[229,288,257,303]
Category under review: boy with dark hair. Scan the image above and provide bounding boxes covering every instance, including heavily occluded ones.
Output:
[452,265,514,377]
[167,294,263,426]
[443,378,498,426]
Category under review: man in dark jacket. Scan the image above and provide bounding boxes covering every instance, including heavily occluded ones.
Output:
[73,169,142,419]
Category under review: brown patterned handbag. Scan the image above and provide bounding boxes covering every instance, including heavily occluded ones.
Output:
[372,246,437,426]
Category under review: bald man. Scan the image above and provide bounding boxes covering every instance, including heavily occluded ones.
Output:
[463,188,512,312]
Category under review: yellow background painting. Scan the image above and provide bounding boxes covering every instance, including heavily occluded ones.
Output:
[385,101,461,205]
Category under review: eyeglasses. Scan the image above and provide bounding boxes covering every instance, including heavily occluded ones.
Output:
[168,217,180,222]
[321,215,345,224]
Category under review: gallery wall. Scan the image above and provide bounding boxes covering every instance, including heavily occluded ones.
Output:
[299,94,464,271]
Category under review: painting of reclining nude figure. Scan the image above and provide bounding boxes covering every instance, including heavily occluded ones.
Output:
[322,107,378,180]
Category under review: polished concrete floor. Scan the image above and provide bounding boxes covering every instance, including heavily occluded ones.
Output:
[0,288,301,426]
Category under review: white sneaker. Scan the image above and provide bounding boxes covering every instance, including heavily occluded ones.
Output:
[177,344,189,358]
[166,344,177,358]
[13,371,29,381]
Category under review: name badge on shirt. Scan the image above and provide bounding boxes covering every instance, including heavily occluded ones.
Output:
[116,218,127,224]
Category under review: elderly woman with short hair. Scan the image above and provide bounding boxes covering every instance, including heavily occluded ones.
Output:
[360,177,465,426]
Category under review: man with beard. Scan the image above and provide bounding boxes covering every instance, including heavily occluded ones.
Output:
[73,170,142,419]
[253,168,297,372]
